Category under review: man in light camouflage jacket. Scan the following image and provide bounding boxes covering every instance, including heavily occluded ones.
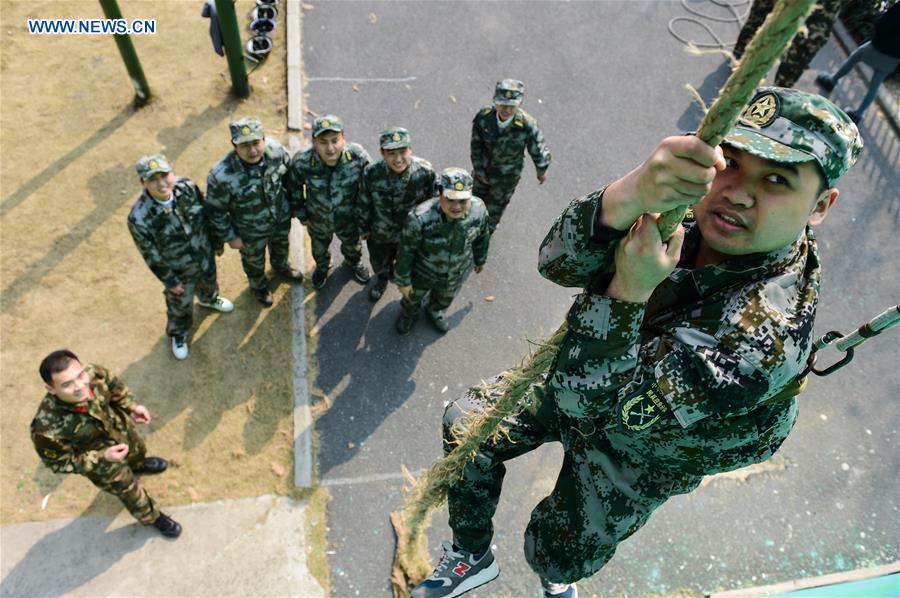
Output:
[128,154,234,360]
[31,350,182,538]
[290,115,371,289]
[413,88,862,598]
[394,168,490,335]
[358,127,438,302]
[470,79,551,235]
[206,117,302,308]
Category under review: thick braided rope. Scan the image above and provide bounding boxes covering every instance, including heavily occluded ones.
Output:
[658,0,817,239]
[392,1,816,593]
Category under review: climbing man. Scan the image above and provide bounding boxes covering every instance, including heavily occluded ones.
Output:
[412,87,862,598]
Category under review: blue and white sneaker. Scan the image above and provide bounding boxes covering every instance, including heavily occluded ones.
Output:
[410,541,499,598]
[542,581,578,597]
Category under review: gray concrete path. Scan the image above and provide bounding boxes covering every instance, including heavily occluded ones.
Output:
[0,495,325,598]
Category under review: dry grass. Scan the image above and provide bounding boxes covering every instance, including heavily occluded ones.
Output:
[1,0,298,524]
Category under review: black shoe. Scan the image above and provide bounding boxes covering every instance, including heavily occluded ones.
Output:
[815,72,836,93]
[426,310,450,333]
[312,268,328,289]
[253,287,274,307]
[347,262,371,284]
[133,457,168,475]
[276,268,304,282]
[152,512,182,538]
[369,278,389,302]
[396,313,414,335]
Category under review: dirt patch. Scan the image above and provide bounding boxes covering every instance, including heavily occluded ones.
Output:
[1,0,305,523]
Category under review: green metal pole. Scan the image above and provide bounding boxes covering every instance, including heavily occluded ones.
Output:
[98,0,151,105]
[215,0,250,98]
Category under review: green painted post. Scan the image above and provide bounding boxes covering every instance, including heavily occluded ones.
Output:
[98,0,151,105]
[215,0,250,98]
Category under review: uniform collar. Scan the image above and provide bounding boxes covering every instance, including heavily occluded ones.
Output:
[679,223,809,296]
[45,391,94,414]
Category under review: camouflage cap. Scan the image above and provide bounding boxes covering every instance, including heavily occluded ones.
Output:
[313,115,343,137]
[724,87,862,187]
[440,167,473,200]
[379,127,411,150]
[230,117,265,144]
[493,79,525,106]
[135,153,172,179]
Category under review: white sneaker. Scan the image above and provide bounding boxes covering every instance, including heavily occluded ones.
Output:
[171,336,189,360]
[198,296,234,313]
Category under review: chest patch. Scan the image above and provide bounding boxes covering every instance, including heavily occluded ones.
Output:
[621,382,669,431]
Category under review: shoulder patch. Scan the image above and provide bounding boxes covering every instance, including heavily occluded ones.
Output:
[480,107,492,116]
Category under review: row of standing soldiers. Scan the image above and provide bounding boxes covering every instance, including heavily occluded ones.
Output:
[127,79,551,359]
[33,80,550,537]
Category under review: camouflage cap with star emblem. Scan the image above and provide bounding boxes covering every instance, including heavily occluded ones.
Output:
[440,167,473,200]
[135,153,172,179]
[724,87,862,187]
[312,114,343,138]
[229,116,265,144]
[493,79,525,106]
[379,126,411,150]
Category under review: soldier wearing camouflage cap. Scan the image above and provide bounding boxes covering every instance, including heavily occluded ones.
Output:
[470,79,551,236]
[205,117,303,308]
[289,115,372,289]
[357,127,439,301]
[394,168,490,334]
[32,350,182,538]
[414,88,862,598]
[128,153,234,360]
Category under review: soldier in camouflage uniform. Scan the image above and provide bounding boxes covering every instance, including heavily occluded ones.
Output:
[128,154,234,361]
[358,127,439,302]
[413,88,862,598]
[394,168,490,335]
[733,0,882,87]
[290,115,371,289]
[470,79,551,234]
[31,350,182,537]
[206,117,302,308]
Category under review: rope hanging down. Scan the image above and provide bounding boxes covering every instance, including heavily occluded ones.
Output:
[390,1,817,594]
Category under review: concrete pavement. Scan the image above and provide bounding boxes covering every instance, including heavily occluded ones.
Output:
[0,495,325,597]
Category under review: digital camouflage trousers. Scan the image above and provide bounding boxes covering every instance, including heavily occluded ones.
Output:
[83,425,159,525]
[473,172,522,233]
[443,377,703,583]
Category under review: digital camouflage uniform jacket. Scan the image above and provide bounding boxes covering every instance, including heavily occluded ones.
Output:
[538,189,818,477]
[127,177,215,289]
[31,365,137,475]
[205,139,294,244]
[394,197,491,289]
[470,106,551,180]
[289,142,370,236]
[357,157,439,243]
